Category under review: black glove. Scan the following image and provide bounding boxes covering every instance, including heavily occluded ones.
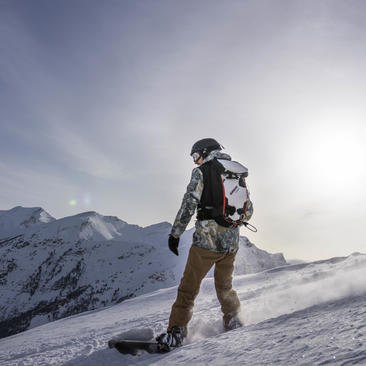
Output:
[168,235,179,256]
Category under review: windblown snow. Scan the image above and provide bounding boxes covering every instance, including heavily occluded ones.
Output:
[1,252,365,366]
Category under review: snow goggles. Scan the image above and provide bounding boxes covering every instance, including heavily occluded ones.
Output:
[191,152,201,163]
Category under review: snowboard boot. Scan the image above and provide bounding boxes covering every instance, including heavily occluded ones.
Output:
[224,314,244,331]
[156,326,186,352]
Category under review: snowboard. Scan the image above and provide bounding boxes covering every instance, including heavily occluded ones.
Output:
[108,327,169,355]
[108,321,244,356]
[108,339,162,355]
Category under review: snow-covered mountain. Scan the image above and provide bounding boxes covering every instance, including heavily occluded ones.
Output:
[0,206,55,239]
[0,206,286,339]
[1,252,365,366]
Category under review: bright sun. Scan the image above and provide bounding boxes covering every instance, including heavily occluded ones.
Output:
[310,130,364,186]
[289,115,366,197]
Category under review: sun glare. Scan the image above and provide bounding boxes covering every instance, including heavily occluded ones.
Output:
[310,130,365,186]
[289,113,366,197]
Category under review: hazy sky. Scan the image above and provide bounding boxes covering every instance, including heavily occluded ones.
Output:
[1,0,366,261]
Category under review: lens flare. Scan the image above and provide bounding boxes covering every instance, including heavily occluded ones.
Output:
[83,193,91,206]
[69,199,77,206]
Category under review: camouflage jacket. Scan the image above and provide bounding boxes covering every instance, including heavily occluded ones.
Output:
[170,150,253,254]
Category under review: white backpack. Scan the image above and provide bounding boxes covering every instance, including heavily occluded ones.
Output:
[217,159,252,226]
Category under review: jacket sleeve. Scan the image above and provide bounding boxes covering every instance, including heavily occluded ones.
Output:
[170,167,204,238]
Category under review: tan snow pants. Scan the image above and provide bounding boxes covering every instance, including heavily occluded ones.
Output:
[168,245,241,331]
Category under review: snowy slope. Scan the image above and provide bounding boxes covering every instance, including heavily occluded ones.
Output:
[234,237,286,275]
[0,207,286,339]
[1,253,365,366]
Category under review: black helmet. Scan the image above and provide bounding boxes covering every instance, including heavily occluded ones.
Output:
[190,138,222,156]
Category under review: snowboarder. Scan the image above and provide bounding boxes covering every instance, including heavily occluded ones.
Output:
[156,138,254,352]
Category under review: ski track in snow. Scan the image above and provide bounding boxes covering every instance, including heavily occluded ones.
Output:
[1,254,366,366]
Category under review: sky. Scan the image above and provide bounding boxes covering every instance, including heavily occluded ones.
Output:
[1,0,366,261]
